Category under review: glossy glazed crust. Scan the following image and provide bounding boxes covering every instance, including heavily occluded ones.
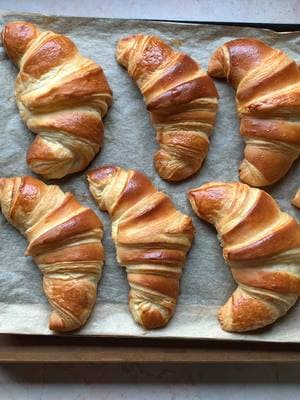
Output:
[292,189,300,208]
[0,176,104,332]
[188,181,300,332]
[87,166,195,329]
[116,34,218,181]
[2,21,112,179]
[208,38,300,187]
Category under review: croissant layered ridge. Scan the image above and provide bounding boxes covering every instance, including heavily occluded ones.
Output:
[116,34,218,181]
[0,176,104,332]
[2,21,112,179]
[188,181,300,332]
[87,166,195,329]
[208,38,300,187]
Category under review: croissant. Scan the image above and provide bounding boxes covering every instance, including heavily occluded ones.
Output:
[208,38,300,187]
[87,166,195,329]
[188,181,300,332]
[0,176,104,332]
[292,189,300,208]
[116,35,218,181]
[1,21,112,179]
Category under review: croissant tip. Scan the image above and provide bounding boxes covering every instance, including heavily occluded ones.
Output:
[207,48,226,78]
[218,301,253,333]
[2,21,39,65]
[136,309,170,330]
[187,189,198,208]
[49,311,65,331]
[49,311,80,332]
[117,34,141,47]
[87,165,118,183]
[154,151,199,182]
[116,35,141,66]
[218,305,235,332]
[129,297,172,330]
[0,178,6,195]
[291,190,300,208]
[187,187,200,198]
[239,159,270,187]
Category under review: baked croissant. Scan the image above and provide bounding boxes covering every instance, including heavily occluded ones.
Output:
[0,176,104,332]
[188,182,300,332]
[87,166,195,329]
[292,189,300,208]
[2,21,112,179]
[116,35,218,181]
[208,38,300,187]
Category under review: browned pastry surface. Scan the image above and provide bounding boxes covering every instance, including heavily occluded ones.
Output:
[0,176,104,332]
[87,166,195,329]
[208,38,300,187]
[188,181,300,332]
[116,34,218,181]
[2,21,112,179]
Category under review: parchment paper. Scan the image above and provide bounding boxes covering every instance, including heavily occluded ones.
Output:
[0,12,299,341]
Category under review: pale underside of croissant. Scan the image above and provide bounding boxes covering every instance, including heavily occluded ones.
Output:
[292,189,300,208]
[2,21,113,179]
[87,166,195,329]
[116,34,218,181]
[208,38,300,187]
[188,182,300,332]
[0,176,104,332]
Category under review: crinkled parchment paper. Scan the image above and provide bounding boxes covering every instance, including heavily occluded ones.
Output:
[0,12,299,341]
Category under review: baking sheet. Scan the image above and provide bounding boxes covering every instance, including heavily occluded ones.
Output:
[0,11,299,342]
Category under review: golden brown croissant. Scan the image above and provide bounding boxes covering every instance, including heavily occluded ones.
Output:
[292,189,300,208]
[2,21,112,179]
[0,176,104,332]
[87,166,195,329]
[116,34,218,181]
[188,181,300,332]
[208,38,300,187]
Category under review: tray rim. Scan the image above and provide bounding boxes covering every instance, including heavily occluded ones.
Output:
[2,335,300,363]
[1,9,300,31]
[0,11,299,362]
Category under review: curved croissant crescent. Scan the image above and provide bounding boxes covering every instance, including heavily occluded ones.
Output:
[188,182,300,332]
[208,38,300,187]
[116,35,218,181]
[292,189,300,208]
[87,166,195,329]
[1,21,112,179]
[0,176,104,332]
